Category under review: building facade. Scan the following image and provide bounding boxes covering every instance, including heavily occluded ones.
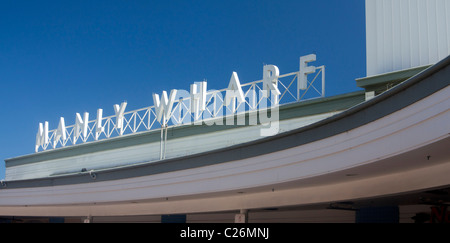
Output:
[1,0,449,223]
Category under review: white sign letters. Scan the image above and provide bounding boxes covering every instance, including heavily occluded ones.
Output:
[35,54,323,152]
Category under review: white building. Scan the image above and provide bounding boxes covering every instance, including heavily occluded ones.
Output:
[0,0,449,223]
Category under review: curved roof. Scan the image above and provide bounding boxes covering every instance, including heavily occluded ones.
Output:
[0,55,449,216]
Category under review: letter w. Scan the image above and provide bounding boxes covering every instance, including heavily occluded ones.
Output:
[153,89,177,124]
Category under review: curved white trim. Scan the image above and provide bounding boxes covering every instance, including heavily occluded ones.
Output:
[6,112,340,181]
[0,86,449,213]
[0,161,449,217]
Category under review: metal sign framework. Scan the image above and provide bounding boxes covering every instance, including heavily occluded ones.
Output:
[35,55,325,153]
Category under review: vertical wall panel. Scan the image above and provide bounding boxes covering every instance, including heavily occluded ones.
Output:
[366,0,450,76]
[376,0,385,75]
[383,0,394,73]
[400,0,411,70]
[417,0,429,65]
[409,0,421,68]
[392,0,402,71]
[435,0,447,60]
[365,0,377,76]
[427,0,439,62]
[447,1,450,55]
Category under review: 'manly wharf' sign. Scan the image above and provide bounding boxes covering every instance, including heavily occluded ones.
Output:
[35,54,324,153]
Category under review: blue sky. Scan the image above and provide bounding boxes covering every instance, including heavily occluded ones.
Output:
[0,0,366,179]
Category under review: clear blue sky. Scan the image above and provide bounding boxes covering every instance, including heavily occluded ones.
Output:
[0,0,366,179]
